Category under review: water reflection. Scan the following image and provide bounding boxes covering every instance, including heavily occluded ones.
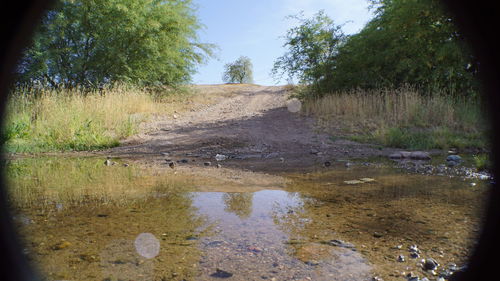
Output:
[193,190,372,280]
[222,193,254,219]
[5,157,488,281]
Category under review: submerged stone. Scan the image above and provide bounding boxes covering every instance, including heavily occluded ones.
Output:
[210,269,233,278]
[344,180,364,185]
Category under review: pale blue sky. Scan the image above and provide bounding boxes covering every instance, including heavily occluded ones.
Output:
[191,0,374,85]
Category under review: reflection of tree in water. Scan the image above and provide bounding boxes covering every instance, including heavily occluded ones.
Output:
[223,192,254,219]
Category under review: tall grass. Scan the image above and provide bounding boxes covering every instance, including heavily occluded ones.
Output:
[303,86,488,150]
[2,85,184,153]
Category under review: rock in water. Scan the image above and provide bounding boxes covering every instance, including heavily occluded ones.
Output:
[344,180,364,185]
[210,269,233,278]
[423,258,439,271]
[215,154,228,161]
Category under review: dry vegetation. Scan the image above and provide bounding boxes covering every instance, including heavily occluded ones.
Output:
[1,85,217,153]
[303,86,488,150]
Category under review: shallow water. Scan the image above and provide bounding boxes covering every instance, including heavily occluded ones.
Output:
[5,156,489,281]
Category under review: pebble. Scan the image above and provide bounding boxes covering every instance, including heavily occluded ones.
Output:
[423,258,439,271]
[398,255,405,262]
[210,269,233,278]
[215,154,228,161]
[446,155,462,162]
[204,162,211,166]
[52,241,71,250]
[305,260,319,266]
[324,161,331,167]
[328,239,356,249]
[410,252,420,258]
[168,162,175,169]
[373,232,383,238]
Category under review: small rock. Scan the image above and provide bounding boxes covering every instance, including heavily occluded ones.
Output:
[179,159,189,163]
[372,277,384,281]
[305,260,319,266]
[344,180,364,185]
[204,162,211,166]
[389,152,403,159]
[446,155,462,162]
[359,178,375,182]
[409,245,419,253]
[217,164,222,168]
[123,163,129,167]
[104,159,113,166]
[373,232,383,238]
[215,154,228,161]
[328,239,355,249]
[324,161,331,167]
[405,272,419,281]
[410,252,420,259]
[398,255,405,262]
[168,162,175,169]
[52,241,72,250]
[279,157,285,162]
[210,269,233,278]
[410,151,431,160]
[423,258,439,271]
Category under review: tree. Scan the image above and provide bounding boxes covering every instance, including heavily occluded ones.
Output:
[271,11,345,94]
[222,56,254,84]
[326,0,478,95]
[17,0,215,88]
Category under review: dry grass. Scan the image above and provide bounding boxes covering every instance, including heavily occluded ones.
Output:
[303,86,487,149]
[2,84,215,152]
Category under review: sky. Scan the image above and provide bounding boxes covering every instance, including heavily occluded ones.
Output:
[191,0,375,86]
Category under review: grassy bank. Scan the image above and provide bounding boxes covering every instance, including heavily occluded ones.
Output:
[303,87,489,150]
[2,85,198,153]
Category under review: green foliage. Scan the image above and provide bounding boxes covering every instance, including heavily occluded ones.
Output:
[326,0,478,95]
[473,154,491,171]
[222,56,254,84]
[17,0,214,88]
[271,11,345,95]
[274,1,479,97]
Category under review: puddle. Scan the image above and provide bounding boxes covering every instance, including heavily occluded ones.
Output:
[4,156,489,281]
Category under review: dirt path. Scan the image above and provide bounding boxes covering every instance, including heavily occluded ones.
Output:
[108,84,398,172]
